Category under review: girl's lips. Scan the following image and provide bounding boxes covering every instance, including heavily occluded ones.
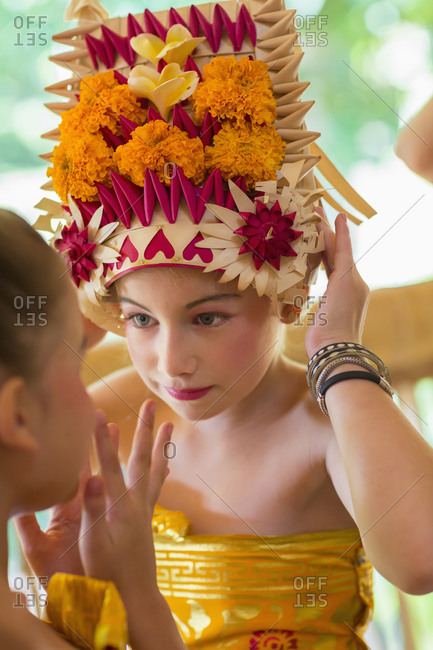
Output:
[164,386,213,401]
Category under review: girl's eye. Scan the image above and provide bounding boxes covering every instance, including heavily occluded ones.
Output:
[124,312,230,328]
[125,313,153,328]
[196,313,229,327]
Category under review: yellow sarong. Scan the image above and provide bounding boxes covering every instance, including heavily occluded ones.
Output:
[153,505,374,649]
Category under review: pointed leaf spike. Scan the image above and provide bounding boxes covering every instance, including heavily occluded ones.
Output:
[127,13,144,39]
[111,173,146,226]
[170,170,181,222]
[148,106,166,122]
[177,168,197,219]
[96,184,120,223]
[213,168,224,207]
[212,4,224,51]
[169,7,188,28]
[214,4,236,49]
[184,55,202,81]
[144,9,167,40]
[189,5,200,37]
[143,170,156,225]
[110,172,133,228]
[113,70,128,85]
[197,170,217,222]
[238,5,256,47]
[148,170,171,221]
[74,199,98,225]
[100,126,125,150]
[190,5,215,51]
[84,34,99,69]
[101,25,134,66]
[173,105,199,138]
[119,115,139,141]
[85,34,111,69]
[201,111,213,147]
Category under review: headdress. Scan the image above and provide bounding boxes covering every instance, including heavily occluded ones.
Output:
[35,0,375,334]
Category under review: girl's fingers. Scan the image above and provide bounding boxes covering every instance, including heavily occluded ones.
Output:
[148,422,174,508]
[316,219,336,277]
[77,458,92,496]
[333,213,355,272]
[80,476,109,570]
[126,400,156,491]
[94,411,126,500]
[14,514,44,554]
[107,422,120,454]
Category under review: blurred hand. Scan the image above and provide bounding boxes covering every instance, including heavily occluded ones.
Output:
[79,401,173,598]
[14,464,90,581]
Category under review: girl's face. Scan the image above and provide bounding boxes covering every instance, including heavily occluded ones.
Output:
[15,287,96,512]
[116,267,282,421]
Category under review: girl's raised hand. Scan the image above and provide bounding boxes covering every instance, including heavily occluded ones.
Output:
[304,209,370,359]
[78,401,173,598]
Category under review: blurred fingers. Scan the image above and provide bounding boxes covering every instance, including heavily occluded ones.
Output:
[333,213,355,273]
[14,514,44,554]
[148,422,174,508]
[94,411,126,500]
[126,400,156,490]
[80,475,110,568]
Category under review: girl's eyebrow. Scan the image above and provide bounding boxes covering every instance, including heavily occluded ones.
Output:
[185,293,242,309]
[118,293,241,312]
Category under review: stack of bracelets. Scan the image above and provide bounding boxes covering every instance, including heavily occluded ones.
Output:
[306,342,394,416]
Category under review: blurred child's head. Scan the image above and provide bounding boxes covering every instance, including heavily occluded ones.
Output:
[0,209,95,515]
[114,264,294,421]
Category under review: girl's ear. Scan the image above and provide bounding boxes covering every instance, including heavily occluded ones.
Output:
[277,303,300,324]
[0,377,38,453]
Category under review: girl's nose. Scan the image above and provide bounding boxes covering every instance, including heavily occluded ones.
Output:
[157,327,197,378]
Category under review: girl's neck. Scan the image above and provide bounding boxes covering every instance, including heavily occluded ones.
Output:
[192,353,301,438]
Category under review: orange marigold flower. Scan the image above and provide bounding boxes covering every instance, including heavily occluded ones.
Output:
[59,103,88,140]
[60,85,147,140]
[113,120,206,186]
[47,133,115,203]
[205,123,286,189]
[192,56,277,127]
[79,70,120,104]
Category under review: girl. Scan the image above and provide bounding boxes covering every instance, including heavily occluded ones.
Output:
[20,0,433,645]
[1,209,186,649]
[19,209,433,648]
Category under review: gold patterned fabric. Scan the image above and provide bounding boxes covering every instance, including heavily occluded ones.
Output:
[44,573,128,649]
[153,506,374,649]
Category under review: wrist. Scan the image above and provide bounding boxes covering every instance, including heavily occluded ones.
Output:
[308,338,361,360]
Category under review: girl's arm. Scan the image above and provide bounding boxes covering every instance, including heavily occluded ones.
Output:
[307,212,433,595]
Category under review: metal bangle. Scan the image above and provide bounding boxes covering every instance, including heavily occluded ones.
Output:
[310,352,377,400]
[307,343,391,392]
[315,356,379,399]
[307,342,389,387]
[318,371,394,416]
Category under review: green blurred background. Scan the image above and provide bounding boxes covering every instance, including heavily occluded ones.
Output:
[1,0,433,647]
